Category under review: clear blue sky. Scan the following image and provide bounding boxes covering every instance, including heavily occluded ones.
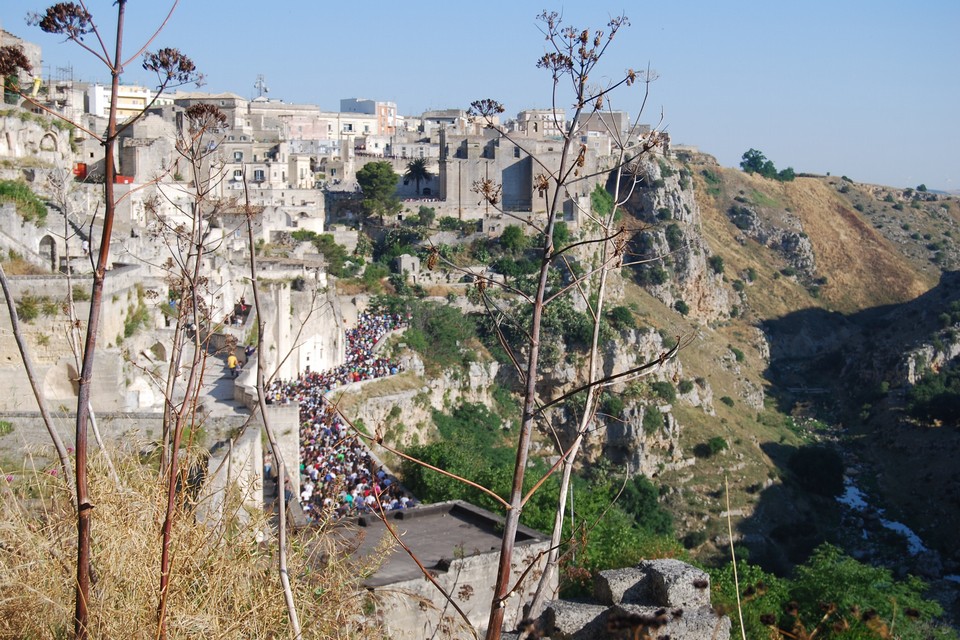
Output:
[3,1,959,190]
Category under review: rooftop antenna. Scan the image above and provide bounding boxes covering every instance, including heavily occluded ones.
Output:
[254,74,269,99]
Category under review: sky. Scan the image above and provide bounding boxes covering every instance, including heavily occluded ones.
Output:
[2,1,959,190]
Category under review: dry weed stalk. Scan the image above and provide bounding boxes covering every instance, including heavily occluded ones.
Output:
[0,447,385,639]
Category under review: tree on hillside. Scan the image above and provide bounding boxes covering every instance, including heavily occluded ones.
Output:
[404,157,433,195]
[740,148,777,177]
[740,148,796,182]
[500,224,527,252]
[357,160,400,223]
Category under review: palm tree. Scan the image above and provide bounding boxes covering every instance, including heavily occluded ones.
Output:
[404,157,433,195]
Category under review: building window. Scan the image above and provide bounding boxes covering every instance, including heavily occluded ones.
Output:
[253,169,265,182]
[233,169,242,180]
[233,151,243,162]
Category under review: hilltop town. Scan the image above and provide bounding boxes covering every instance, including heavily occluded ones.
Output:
[3,17,960,640]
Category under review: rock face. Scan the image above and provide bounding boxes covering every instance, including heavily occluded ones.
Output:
[335,350,500,449]
[515,559,730,640]
[624,157,731,322]
[727,203,816,277]
[594,327,713,475]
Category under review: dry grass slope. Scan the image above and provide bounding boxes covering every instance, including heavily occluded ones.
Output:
[782,178,935,311]
[0,449,386,639]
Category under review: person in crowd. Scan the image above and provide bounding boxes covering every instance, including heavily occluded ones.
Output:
[227,351,239,378]
[265,309,417,522]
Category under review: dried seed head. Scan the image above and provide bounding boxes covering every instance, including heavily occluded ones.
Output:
[33,3,93,38]
[0,46,32,76]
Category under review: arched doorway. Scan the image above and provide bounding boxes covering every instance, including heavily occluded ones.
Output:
[40,132,59,153]
[39,235,56,272]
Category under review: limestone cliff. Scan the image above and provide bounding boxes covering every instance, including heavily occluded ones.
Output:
[623,156,731,321]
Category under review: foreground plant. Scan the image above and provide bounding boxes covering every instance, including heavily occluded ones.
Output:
[0,448,385,638]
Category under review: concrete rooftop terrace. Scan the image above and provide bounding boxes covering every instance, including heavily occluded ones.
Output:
[336,500,547,587]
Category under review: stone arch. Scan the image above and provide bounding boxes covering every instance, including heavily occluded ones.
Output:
[149,341,168,362]
[40,131,59,153]
[39,235,56,271]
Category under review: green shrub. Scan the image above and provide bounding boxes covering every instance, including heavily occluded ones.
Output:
[682,530,707,549]
[642,406,662,434]
[650,381,676,403]
[907,367,960,425]
[607,305,635,330]
[707,436,728,455]
[677,379,694,394]
[590,184,613,217]
[636,265,669,286]
[692,437,727,459]
[0,180,47,225]
[730,346,745,362]
[361,262,390,290]
[0,420,13,436]
[400,300,477,372]
[664,224,683,252]
[15,294,40,322]
[601,394,624,418]
[291,230,351,277]
[728,205,754,231]
[659,331,678,350]
[500,225,528,252]
[674,300,689,316]
[719,396,734,407]
[707,255,724,274]
[552,221,570,247]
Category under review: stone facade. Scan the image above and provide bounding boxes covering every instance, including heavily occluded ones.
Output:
[510,559,730,640]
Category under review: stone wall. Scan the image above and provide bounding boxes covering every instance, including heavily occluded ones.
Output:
[197,420,264,528]
[508,559,730,640]
[0,411,248,467]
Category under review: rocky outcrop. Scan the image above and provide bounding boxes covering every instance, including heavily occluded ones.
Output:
[0,111,74,166]
[594,327,715,474]
[508,559,730,639]
[334,351,500,448]
[604,402,683,477]
[727,203,816,278]
[624,157,731,322]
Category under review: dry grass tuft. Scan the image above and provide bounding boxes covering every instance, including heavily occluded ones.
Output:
[1,447,387,639]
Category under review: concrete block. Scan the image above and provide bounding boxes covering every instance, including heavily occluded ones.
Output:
[593,566,651,606]
[639,558,712,608]
[612,603,730,640]
[541,601,609,639]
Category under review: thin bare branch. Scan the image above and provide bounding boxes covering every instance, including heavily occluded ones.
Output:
[373,502,479,639]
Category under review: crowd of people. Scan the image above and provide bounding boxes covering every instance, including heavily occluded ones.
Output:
[264,309,417,521]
